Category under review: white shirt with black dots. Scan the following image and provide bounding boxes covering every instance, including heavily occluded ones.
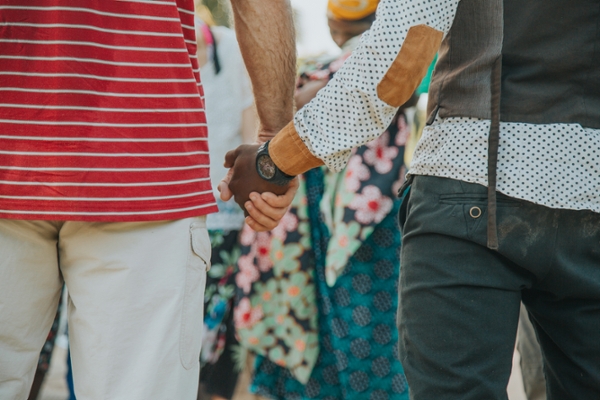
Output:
[293,0,600,213]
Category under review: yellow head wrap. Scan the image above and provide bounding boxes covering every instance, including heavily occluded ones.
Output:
[327,0,380,21]
[194,0,216,26]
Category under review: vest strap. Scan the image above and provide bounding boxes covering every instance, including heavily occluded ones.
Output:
[487,56,501,250]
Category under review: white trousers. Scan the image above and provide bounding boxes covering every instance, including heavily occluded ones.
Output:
[0,217,209,400]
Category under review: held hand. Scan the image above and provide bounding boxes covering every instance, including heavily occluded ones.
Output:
[244,178,299,231]
[217,130,274,201]
[219,144,291,215]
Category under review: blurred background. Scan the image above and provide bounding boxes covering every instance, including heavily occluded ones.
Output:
[203,0,340,57]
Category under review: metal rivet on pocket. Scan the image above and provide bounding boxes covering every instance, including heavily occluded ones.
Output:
[469,206,482,219]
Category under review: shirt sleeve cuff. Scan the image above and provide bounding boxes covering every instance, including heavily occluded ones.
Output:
[269,121,324,176]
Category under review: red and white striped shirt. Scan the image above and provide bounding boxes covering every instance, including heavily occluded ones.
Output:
[0,0,218,221]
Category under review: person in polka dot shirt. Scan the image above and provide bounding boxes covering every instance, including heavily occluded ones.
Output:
[222,0,600,398]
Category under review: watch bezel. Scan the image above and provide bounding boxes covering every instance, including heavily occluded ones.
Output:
[255,141,296,186]
[256,153,276,180]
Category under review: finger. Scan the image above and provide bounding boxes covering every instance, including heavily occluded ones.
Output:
[245,199,279,229]
[217,169,233,200]
[245,216,272,232]
[249,192,287,222]
[244,200,279,231]
[218,181,232,201]
[260,178,299,208]
[224,147,240,168]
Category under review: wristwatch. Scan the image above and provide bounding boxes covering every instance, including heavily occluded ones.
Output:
[256,141,295,186]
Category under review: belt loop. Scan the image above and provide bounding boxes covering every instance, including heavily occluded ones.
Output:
[487,56,502,250]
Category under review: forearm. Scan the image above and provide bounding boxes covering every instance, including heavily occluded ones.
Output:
[240,105,258,144]
[229,0,296,140]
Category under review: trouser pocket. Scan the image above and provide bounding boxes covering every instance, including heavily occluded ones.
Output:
[397,174,414,234]
[398,187,411,234]
[180,220,210,370]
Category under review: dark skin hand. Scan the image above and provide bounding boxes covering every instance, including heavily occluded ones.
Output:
[220,165,299,231]
[219,143,299,231]
[223,143,292,212]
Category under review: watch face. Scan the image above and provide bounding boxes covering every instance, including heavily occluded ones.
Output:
[257,154,276,180]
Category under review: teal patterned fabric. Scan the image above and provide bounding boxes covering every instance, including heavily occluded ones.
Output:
[200,230,240,366]
[250,167,409,400]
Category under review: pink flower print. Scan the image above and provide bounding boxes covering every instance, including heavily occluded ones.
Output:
[240,224,257,246]
[395,114,410,147]
[344,154,370,192]
[364,131,399,174]
[272,211,298,241]
[255,233,273,272]
[236,253,259,293]
[349,185,393,224]
[234,298,263,330]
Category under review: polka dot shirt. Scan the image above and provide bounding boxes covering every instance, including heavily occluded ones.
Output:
[294,0,460,171]
[293,0,600,213]
[410,116,600,212]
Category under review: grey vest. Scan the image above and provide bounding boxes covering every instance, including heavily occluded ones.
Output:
[428,0,600,128]
[425,0,600,248]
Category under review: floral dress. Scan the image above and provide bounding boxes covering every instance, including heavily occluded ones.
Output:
[234,181,320,383]
[234,111,412,400]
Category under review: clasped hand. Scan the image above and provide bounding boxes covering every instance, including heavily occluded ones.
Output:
[218,144,298,231]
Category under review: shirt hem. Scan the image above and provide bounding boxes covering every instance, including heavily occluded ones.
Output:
[0,205,219,222]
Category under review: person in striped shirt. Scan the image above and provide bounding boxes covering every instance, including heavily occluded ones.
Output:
[0,0,297,399]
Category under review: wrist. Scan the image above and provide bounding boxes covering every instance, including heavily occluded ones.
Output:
[257,129,280,144]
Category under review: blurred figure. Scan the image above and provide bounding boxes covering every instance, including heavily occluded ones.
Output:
[294,0,379,110]
[28,305,62,400]
[517,305,547,400]
[194,3,257,400]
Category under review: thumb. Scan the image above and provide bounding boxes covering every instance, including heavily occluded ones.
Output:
[224,147,240,168]
[260,177,299,207]
[218,169,233,201]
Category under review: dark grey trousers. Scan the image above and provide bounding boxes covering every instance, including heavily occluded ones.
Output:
[398,176,600,400]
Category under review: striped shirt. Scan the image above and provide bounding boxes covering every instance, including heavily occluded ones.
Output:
[0,0,218,221]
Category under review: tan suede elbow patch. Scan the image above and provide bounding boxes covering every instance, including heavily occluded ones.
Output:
[377,24,443,107]
[269,121,324,176]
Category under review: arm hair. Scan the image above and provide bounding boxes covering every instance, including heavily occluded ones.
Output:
[229,0,297,141]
